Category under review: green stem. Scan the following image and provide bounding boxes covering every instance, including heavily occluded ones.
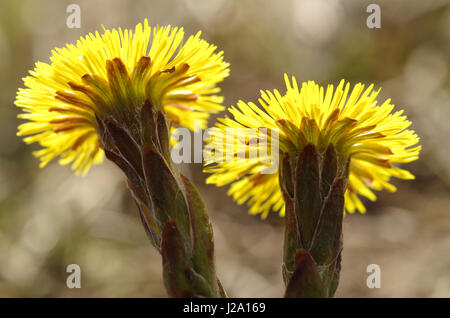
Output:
[100,99,224,298]
[280,143,348,297]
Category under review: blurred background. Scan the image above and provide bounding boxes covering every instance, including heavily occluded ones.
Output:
[0,0,449,297]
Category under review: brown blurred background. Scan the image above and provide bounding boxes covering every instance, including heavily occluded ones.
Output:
[0,0,449,297]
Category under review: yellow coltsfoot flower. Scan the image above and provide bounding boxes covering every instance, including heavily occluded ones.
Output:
[204,75,420,297]
[204,75,421,218]
[16,19,229,175]
[15,20,229,298]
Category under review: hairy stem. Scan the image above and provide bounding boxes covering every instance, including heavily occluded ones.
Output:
[99,99,224,298]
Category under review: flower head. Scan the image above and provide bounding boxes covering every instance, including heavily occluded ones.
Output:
[204,75,420,218]
[16,19,229,174]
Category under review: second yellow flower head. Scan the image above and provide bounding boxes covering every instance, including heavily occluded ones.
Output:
[204,75,420,217]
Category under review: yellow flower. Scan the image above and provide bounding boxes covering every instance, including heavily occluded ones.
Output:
[16,19,229,175]
[204,75,420,218]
